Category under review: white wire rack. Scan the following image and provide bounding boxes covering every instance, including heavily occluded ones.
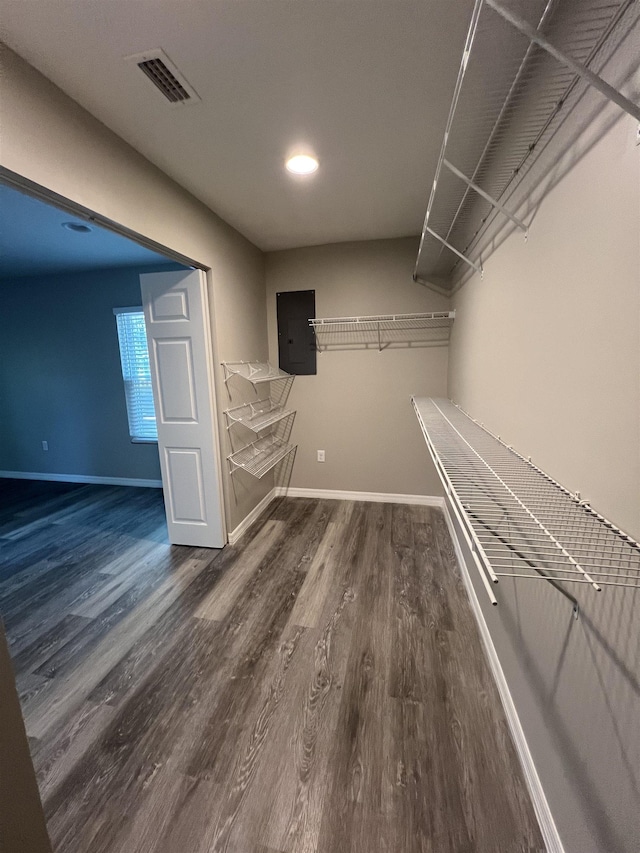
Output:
[224,399,294,434]
[413,396,640,606]
[222,361,292,385]
[227,434,296,479]
[414,0,639,290]
[309,312,455,351]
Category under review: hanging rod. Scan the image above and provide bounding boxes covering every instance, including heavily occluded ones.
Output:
[443,159,528,235]
[486,0,640,123]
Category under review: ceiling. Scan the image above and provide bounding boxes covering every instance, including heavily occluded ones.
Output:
[0,0,475,252]
[0,184,175,278]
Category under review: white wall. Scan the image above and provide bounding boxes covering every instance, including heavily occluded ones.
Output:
[446,40,640,853]
[0,45,269,532]
[266,238,449,497]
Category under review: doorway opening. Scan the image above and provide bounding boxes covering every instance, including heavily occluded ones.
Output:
[0,176,225,548]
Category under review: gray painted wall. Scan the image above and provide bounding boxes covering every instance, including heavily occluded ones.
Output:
[266,238,449,497]
[0,265,180,482]
[1,46,269,534]
[446,34,640,853]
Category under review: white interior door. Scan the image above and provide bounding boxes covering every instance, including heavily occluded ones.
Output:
[140,269,225,548]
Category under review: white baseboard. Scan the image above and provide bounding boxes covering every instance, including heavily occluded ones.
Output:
[442,502,564,853]
[0,470,163,488]
[227,487,444,546]
[228,487,278,544]
[275,486,445,507]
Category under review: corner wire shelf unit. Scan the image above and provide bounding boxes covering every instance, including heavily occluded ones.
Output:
[413,396,640,608]
[222,361,292,385]
[224,399,295,434]
[309,311,456,351]
[227,434,296,479]
[414,0,640,291]
[223,361,297,480]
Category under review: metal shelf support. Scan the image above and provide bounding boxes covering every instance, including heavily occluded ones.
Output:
[486,0,640,123]
[443,159,528,235]
[426,227,483,276]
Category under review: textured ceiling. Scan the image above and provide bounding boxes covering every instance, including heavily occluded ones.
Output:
[0,0,475,251]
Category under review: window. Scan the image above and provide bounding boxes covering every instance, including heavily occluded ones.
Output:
[113,307,157,442]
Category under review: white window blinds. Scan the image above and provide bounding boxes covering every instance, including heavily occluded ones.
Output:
[113,308,158,442]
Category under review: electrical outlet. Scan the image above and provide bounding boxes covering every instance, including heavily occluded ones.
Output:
[317,450,325,462]
[42,440,49,451]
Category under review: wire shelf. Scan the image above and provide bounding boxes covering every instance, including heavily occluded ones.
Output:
[414,0,638,290]
[227,435,297,479]
[224,399,295,434]
[222,361,292,385]
[309,312,455,351]
[413,396,640,606]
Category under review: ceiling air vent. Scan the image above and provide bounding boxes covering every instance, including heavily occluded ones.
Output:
[126,49,200,106]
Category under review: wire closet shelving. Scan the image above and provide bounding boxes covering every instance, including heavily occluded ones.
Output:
[224,399,295,434]
[222,362,297,479]
[413,397,640,607]
[227,434,295,479]
[309,311,455,351]
[222,361,292,386]
[414,0,640,292]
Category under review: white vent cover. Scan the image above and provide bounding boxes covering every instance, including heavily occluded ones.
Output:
[126,49,200,106]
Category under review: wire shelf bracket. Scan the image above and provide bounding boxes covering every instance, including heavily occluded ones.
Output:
[443,159,528,236]
[425,227,484,277]
[486,0,640,123]
[222,361,292,386]
[413,396,640,607]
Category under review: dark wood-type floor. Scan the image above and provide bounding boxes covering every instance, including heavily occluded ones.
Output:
[1,479,545,853]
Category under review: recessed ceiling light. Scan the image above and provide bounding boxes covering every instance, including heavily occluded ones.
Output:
[62,221,93,233]
[285,154,319,175]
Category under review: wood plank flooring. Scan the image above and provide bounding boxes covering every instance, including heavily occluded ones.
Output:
[1,479,545,852]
